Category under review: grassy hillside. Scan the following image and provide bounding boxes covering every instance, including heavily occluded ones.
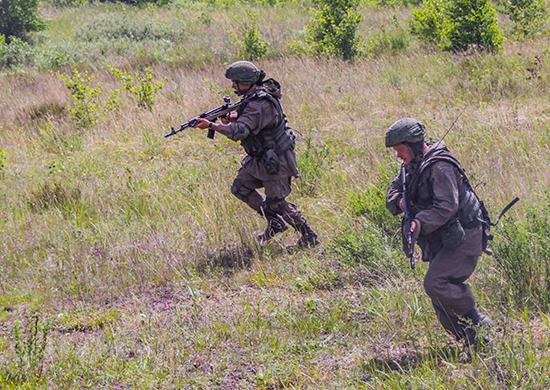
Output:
[0,1,549,388]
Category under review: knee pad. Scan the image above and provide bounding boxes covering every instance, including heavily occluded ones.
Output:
[231,178,250,203]
[265,198,287,215]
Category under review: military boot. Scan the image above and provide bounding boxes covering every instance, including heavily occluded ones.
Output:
[256,211,288,243]
[295,222,320,248]
[460,306,494,348]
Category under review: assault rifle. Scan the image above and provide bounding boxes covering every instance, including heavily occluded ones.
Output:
[164,95,241,139]
[401,164,415,269]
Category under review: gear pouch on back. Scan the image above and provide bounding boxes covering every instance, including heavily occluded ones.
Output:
[264,149,281,175]
[441,216,466,250]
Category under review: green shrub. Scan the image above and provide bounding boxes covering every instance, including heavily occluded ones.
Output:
[0,0,45,43]
[446,0,504,51]
[409,0,450,46]
[491,196,550,311]
[410,0,504,52]
[305,0,363,60]
[58,69,101,129]
[111,66,165,110]
[240,22,269,60]
[504,0,548,39]
[0,35,35,68]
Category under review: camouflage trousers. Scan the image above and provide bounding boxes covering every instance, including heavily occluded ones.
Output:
[422,226,483,339]
[230,167,306,228]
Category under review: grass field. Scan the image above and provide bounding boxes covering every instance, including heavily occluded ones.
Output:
[1,0,550,388]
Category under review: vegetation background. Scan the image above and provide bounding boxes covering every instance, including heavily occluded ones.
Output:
[1,0,550,388]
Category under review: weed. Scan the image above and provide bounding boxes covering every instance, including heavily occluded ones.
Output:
[13,311,51,380]
[296,137,331,197]
[491,195,550,311]
[58,69,101,129]
[111,66,165,110]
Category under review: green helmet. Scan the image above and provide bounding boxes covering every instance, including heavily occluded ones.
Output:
[385,118,426,147]
[225,61,261,84]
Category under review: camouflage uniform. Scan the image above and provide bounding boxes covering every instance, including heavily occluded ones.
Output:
[227,75,318,246]
[385,119,493,344]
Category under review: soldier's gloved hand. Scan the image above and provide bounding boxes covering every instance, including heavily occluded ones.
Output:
[411,219,421,240]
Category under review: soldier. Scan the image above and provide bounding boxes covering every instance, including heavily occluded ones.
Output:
[384,118,493,346]
[193,61,319,247]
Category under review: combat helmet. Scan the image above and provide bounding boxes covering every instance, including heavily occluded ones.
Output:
[225,61,262,84]
[385,118,426,147]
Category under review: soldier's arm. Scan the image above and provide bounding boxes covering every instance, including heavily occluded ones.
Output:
[414,162,460,235]
[194,118,246,140]
[385,174,404,216]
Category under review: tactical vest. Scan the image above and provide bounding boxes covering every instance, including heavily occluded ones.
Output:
[237,84,296,158]
[407,148,487,249]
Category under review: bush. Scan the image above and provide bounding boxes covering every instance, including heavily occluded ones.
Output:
[240,22,269,60]
[0,0,45,43]
[409,0,449,46]
[0,35,35,68]
[110,67,165,110]
[410,0,504,52]
[58,69,101,129]
[446,0,504,51]
[305,0,363,60]
[504,0,548,39]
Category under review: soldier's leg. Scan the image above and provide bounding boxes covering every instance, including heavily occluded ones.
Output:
[264,178,319,247]
[424,247,492,343]
[231,169,288,241]
[230,168,265,213]
[423,247,478,338]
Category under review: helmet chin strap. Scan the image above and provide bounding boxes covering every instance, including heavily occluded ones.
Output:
[236,83,256,96]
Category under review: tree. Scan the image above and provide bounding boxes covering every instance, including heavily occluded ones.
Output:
[0,0,45,43]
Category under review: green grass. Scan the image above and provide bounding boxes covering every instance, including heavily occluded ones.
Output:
[1,0,550,388]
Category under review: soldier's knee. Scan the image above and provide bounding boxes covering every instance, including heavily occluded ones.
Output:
[231,179,250,202]
[423,276,445,300]
[265,198,287,214]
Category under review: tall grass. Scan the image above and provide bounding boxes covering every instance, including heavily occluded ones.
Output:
[0,1,550,388]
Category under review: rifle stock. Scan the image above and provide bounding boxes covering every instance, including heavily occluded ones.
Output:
[165,95,242,139]
[401,165,415,269]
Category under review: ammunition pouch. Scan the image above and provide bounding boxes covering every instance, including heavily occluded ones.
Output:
[263,149,281,174]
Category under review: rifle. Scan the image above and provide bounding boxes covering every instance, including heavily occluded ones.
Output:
[165,95,241,139]
[401,164,415,269]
